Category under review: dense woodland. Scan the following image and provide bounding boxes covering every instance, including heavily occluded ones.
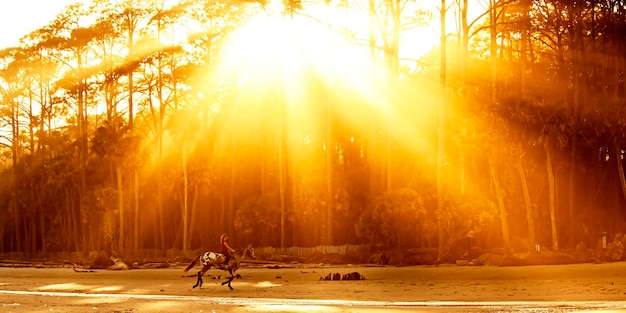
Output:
[1,0,626,262]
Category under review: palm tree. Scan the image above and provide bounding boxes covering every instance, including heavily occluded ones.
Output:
[91,117,137,254]
[106,0,159,255]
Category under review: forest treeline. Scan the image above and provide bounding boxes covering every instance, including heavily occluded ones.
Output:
[1,0,625,262]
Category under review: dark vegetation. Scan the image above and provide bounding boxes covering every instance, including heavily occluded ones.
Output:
[3,232,626,269]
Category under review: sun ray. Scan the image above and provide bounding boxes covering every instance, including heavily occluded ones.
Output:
[192,0,446,176]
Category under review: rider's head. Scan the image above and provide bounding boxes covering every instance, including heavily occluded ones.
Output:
[220,233,228,242]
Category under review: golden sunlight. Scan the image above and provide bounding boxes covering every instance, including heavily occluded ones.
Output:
[246,304,342,312]
[38,282,90,291]
[219,2,346,85]
[205,0,444,164]
[254,280,283,287]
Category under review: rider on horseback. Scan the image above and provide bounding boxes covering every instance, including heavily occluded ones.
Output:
[220,233,236,268]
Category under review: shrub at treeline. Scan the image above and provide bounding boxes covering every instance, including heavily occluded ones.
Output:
[1,0,626,263]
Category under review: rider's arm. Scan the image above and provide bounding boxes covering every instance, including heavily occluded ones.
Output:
[225,242,235,253]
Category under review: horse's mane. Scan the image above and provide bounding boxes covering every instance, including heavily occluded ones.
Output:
[232,246,249,258]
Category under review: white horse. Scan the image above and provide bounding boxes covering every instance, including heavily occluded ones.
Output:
[182,244,256,290]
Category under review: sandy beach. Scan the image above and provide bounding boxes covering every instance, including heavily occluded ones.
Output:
[1,262,626,312]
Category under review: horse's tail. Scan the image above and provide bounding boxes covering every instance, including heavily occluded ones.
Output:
[182,255,200,274]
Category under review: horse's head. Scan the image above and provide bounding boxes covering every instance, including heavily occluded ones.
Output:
[245,245,256,260]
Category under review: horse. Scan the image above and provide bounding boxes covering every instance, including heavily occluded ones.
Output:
[182,244,256,290]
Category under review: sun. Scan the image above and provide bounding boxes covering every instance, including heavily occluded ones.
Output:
[215,0,447,86]
[219,3,348,79]
[202,0,446,157]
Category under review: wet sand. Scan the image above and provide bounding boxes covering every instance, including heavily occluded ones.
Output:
[1,262,626,312]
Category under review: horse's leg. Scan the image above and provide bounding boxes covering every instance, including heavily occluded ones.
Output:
[192,271,201,288]
[193,270,202,288]
[220,275,234,290]
[221,271,234,290]
[193,265,208,288]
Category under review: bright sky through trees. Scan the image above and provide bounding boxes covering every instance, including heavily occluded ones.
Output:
[0,0,91,49]
[0,0,485,54]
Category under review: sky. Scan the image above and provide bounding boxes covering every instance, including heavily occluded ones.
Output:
[0,0,87,49]
[0,0,485,56]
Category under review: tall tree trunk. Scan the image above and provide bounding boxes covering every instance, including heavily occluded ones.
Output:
[520,0,529,96]
[29,217,36,256]
[458,0,469,195]
[517,157,536,251]
[78,50,88,255]
[368,0,381,199]
[189,184,199,249]
[127,41,135,243]
[385,0,401,192]
[227,147,235,237]
[133,171,139,254]
[325,7,335,246]
[279,134,287,249]
[261,138,267,197]
[128,66,139,255]
[615,140,626,204]
[490,158,510,251]
[37,180,46,254]
[27,90,35,156]
[436,0,448,262]
[326,93,334,246]
[156,19,166,252]
[157,132,165,251]
[490,0,497,105]
[278,57,287,249]
[64,189,71,253]
[220,174,226,233]
[11,97,21,255]
[77,51,87,194]
[70,191,80,255]
[291,137,299,247]
[182,142,189,256]
[544,139,559,251]
[567,1,585,248]
[128,67,134,127]
[117,164,124,254]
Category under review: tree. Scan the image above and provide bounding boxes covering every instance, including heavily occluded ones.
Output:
[436,0,448,262]
[91,117,137,254]
[516,152,536,252]
[0,48,27,255]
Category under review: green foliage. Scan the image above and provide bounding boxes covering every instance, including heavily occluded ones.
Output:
[356,188,426,248]
[441,193,497,249]
[356,188,497,251]
[234,194,280,247]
